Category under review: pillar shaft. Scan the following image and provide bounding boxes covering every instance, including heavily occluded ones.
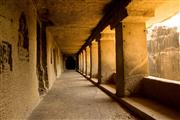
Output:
[90,44,92,78]
[91,41,98,78]
[76,55,79,71]
[81,53,83,73]
[78,54,81,72]
[115,22,148,97]
[115,23,125,97]
[97,38,101,84]
[85,49,87,75]
[83,50,86,74]
[100,31,116,84]
[86,46,91,76]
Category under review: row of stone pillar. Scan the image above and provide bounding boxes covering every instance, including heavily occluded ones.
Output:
[78,41,98,79]
[78,22,148,97]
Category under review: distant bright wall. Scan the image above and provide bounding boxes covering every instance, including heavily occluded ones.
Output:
[147,13,180,81]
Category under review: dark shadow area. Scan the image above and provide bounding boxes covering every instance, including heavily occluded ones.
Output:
[66,56,76,70]
[36,21,49,96]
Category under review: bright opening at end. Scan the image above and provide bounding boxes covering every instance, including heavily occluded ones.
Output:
[146,12,180,81]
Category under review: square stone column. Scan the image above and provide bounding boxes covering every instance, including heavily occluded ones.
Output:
[82,50,86,75]
[116,22,148,97]
[100,26,116,84]
[97,37,101,84]
[91,40,98,78]
[76,55,79,71]
[78,54,81,72]
[85,49,87,76]
[90,44,92,78]
[86,46,91,77]
[80,52,84,73]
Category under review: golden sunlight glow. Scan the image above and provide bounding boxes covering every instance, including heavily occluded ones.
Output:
[160,13,180,34]
[157,13,180,29]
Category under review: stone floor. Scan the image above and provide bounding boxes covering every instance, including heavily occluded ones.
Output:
[28,71,139,120]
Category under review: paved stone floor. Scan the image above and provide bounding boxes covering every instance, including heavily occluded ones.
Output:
[28,71,139,120]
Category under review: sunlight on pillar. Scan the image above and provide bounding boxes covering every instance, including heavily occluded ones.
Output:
[86,46,91,77]
[82,50,86,75]
[91,40,98,79]
[100,25,116,84]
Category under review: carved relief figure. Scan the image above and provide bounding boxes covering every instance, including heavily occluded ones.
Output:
[18,12,29,61]
[0,43,2,73]
[0,41,12,74]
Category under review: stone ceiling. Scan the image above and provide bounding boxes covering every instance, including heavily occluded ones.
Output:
[35,0,111,55]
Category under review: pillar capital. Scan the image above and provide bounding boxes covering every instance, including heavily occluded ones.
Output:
[114,22,122,29]
[84,48,87,52]
[95,34,101,42]
[88,43,92,47]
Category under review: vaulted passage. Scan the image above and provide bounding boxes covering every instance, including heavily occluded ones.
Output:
[28,71,137,120]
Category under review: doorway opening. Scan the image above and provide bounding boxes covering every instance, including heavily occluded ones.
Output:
[65,56,76,70]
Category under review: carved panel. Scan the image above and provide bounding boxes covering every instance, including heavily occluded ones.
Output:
[0,41,12,74]
[18,12,29,61]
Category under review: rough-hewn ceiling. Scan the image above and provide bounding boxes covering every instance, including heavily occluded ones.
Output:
[35,0,111,55]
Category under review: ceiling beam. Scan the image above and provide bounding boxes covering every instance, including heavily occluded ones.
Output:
[77,0,131,55]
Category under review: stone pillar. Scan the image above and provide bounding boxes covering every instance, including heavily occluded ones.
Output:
[80,52,83,73]
[115,23,125,97]
[123,22,148,95]
[97,35,101,84]
[91,40,98,78]
[90,44,92,78]
[100,26,116,84]
[78,54,81,72]
[85,49,87,75]
[76,55,79,71]
[115,22,148,97]
[83,50,86,75]
[86,46,91,77]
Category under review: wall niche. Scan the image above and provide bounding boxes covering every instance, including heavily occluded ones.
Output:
[18,12,29,62]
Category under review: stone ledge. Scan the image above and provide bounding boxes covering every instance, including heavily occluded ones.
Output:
[121,97,180,120]
[95,84,180,120]
[79,72,180,120]
[91,78,98,83]
[140,76,180,109]
[100,84,116,94]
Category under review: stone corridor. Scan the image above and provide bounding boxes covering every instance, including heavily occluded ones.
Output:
[28,71,138,120]
[1,0,180,119]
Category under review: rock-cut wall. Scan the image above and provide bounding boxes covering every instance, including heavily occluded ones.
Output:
[0,0,64,119]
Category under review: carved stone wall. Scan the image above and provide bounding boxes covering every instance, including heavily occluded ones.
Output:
[46,29,64,89]
[0,0,40,119]
[0,41,12,74]
[0,0,64,119]
[18,12,29,61]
